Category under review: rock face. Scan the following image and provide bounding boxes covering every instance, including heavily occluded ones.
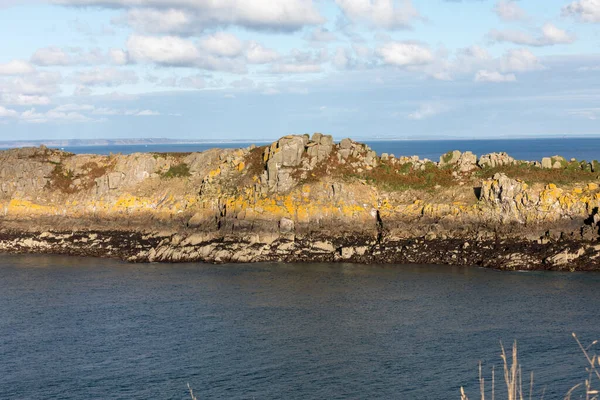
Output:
[439,150,477,172]
[478,152,515,169]
[260,133,379,193]
[480,173,529,222]
[0,134,599,271]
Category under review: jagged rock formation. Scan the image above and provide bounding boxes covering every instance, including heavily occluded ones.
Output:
[478,152,516,169]
[1,134,600,271]
[439,150,477,172]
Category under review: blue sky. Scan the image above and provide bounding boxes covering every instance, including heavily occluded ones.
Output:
[1,0,600,141]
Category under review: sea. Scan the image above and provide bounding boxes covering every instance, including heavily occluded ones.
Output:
[0,256,598,399]
[18,137,600,162]
[1,137,600,399]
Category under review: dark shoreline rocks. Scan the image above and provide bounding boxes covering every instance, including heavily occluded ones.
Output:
[1,229,598,272]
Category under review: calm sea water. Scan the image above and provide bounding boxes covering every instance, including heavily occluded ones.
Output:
[1,255,599,399]
[28,137,600,162]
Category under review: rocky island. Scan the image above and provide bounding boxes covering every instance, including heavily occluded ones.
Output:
[1,133,599,271]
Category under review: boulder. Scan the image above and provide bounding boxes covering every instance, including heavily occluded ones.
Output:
[440,150,477,172]
[545,247,586,267]
[541,157,552,169]
[340,138,353,150]
[478,152,515,168]
[279,217,295,233]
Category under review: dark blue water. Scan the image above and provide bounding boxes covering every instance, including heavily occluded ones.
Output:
[25,138,600,162]
[1,255,598,399]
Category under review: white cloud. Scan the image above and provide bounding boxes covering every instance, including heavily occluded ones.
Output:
[488,24,575,46]
[268,47,327,74]
[148,72,207,89]
[494,0,527,21]
[126,34,246,72]
[52,104,94,112]
[0,60,35,75]
[55,0,324,32]
[124,8,193,34]
[74,85,93,97]
[541,23,576,45]
[376,42,434,67]
[308,27,338,43]
[407,102,449,120]
[16,104,163,123]
[568,108,600,120]
[262,87,281,95]
[200,32,244,57]
[176,74,206,89]
[31,47,71,66]
[21,108,96,124]
[333,47,351,69]
[135,109,160,116]
[0,0,40,8]
[245,41,279,64]
[270,63,322,73]
[336,0,420,29]
[577,65,600,71]
[500,48,544,72]
[109,49,129,65]
[0,106,19,118]
[31,46,130,66]
[474,70,517,82]
[74,68,138,86]
[563,0,600,23]
[0,94,51,106]
[0,71,62,106]
[127,35,200,66]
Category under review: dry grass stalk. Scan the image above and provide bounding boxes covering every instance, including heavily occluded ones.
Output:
[500,341,523,400]
[480,362,485,400]
[187,383,198,400]
[461,386,470,400]
[462,341,534,400]
[566,333,600,400]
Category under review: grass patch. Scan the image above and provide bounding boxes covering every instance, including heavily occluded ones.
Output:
[45,164,76,194]
[475,162,599,186]
[243,146,268,179]
[161,163,191,179]
[80,161,115,189]
[151,152,192,160]
[358,160,456,191]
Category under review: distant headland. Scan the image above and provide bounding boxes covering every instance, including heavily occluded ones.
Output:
[0,138,260,149]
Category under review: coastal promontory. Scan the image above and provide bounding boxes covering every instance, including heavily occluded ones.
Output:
[1,133,599,271]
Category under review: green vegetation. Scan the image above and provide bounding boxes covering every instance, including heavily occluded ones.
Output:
[46,164,76,194]
[161,163,191,179]
[80,161,114,189]
[243,146,268,179]
[441,151,454,164]
[358,160,455,191]
[151,152,192,160]
[475,162,599,186]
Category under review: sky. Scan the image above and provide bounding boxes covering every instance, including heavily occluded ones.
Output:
[1,0,600,141]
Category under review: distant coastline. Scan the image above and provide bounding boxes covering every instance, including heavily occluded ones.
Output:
[0,138,269,149]
[3,135,600,149]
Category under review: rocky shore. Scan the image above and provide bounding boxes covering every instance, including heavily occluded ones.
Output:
[1,133,599,271]
[0,228,598,271]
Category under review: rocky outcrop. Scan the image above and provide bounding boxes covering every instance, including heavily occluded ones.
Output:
[0,134,599,271]
[478,152,516,169]
[439,150,477,172]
